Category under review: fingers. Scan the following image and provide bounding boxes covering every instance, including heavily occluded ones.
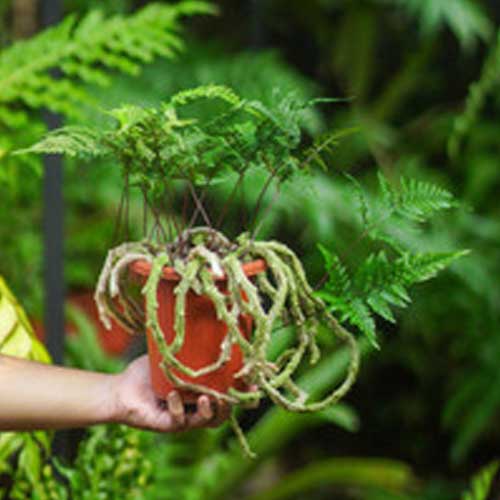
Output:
[163,392,233,431]
[166,391,185,428]
[186,395,231,429]
[186,395,214,428]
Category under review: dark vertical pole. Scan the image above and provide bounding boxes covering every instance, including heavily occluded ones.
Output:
[41,0,69,460]
[41,0,64,365]
[250,0,265,49]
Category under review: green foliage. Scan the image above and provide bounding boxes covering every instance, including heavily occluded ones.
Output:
[461,461,499,500]
[64,306,125,373]
[0,1,215,181]
[317,173,466,346]
[246,457,418,500]
[9,425,152,500]
[387,0,492,49]
[0,2,214,315]
[449,28,500,158]
[21,86,347,217]
[0,2,215,123]
[56,425,152,500]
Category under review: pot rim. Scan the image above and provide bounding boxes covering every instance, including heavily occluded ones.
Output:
[130,258,266,282]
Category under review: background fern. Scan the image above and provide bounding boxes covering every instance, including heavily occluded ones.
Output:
[317,173,466,347]
[387,0,493,49]
[0,1,215,177]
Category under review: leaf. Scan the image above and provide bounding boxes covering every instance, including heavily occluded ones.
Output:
[461,461,499,500]
[341,298,378,348]
[18,435,42,485]
[316,404,360,433]
[0,2,214,125]
[378,172,457,223]
[317,244,351,296]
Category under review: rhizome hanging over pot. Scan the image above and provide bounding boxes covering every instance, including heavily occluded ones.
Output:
[21,85,360,457]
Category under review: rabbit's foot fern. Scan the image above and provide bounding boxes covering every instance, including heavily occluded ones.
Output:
[95,227,360,458]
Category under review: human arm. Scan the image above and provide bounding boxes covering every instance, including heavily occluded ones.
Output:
[0,354,228,432]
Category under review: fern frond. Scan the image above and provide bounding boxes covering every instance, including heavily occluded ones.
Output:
[355,250,468,317]
[379,172,456,223]
[345,172,371,227]
[0,2,215,124]
[15,126,107,159]
[170,84,243,108]
[340,298,378,348]
[317,244,350,296]
[462,461,499,500]
[319,241,467,346]
[401,250,470,282]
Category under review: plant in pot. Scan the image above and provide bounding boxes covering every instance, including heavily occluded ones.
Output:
[21,85,361,456]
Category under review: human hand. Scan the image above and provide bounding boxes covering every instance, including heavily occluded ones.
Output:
[109,355,231,432]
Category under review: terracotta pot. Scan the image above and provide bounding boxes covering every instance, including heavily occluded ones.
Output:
[130,259,266,402]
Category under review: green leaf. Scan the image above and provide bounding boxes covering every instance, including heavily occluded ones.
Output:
[378,172,457,223]
[316,404,360,433]
[317,244,351,296]
[461,461,499,500]
[18,435,42,485]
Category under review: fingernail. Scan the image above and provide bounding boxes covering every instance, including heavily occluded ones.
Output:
[200,398,213,419]
[168,392,184,417]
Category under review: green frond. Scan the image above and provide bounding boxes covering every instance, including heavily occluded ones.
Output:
[0,2,214,125]
[170,84,243,108]
[22,87,348,190]
[355,249,467,318]
[341,298,378,349]
[379,172,456,223]
[401,250,470,283]
[345,172,371,227]
[16,126,107,159]
[319,241,467,346]
[461,461,499,500]
[317,244,351,296]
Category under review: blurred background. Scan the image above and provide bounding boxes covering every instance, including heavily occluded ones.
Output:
[1,0,500,499]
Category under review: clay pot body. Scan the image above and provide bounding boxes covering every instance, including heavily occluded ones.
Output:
[131,259,266,402]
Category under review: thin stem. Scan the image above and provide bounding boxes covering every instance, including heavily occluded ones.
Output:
[251,184,281,241]
[142,188,149,237]
[186,164,222,231]
[112,184,126,245]
[181,186,189,230]
[187,180,212,228]
[124,171,130,241]
[251,161,278,233]
[216,170,245,228]
[148,201,168,243]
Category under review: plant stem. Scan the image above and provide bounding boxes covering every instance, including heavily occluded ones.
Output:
[251,162,278,234]
[187,180,212,228]
[251,183,280,241]
[216,170,245,228]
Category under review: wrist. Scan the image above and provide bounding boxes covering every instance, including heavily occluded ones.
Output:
[100,373,126,424]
